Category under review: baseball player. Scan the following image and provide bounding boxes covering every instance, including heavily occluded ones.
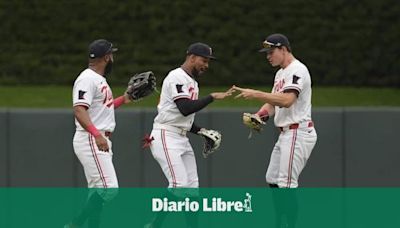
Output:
[234,33,317,228]
[65,39,132,228]
[233,33,317,188]
[144,43,232,228]
[150,42,232,189]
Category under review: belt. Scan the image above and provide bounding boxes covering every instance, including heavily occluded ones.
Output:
[153,123,187,136]
[77,130,112,138]
[279,121,314,132]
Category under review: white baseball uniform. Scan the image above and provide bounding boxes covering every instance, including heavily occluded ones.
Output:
[72,68,118,199]
[150,68,200,188]
[265,59,317,188]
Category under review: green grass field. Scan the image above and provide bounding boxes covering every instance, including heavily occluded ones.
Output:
[0,86,399,108]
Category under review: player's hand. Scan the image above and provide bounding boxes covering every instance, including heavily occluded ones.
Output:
[210,87,235,100]
[95,135,109,152]
[232,85,262,100]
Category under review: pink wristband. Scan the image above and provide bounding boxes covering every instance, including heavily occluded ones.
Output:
[113,96,125,109]
[87,124,101,137]
[256,108,269,118]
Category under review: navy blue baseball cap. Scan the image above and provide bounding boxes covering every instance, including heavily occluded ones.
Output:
[88,39,118,59]
[259,33,291,53]
[187,42,216,59]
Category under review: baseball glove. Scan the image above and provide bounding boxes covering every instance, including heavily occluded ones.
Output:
[198,128,222,158]
[126,71,156,101]
[243,113,266,132]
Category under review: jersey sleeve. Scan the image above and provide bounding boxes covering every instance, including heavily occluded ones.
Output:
[169,77,191,101]
[282,67,309,94]
[73,77,96,108]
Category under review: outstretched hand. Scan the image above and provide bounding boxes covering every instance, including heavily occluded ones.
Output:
[210,87,235,100]
[231,85,262,100]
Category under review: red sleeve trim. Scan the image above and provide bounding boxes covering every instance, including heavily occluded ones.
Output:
[283,86,301,93]
[173,95,191,101]
[283,87,300,97]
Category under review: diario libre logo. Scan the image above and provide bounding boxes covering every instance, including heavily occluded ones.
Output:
[152,193,252,213]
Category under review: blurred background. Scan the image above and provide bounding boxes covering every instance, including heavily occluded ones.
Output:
[1,0,399,87]
[0,0,399,188]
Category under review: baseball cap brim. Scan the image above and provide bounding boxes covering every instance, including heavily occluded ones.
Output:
[259,40,280,53]
[109,47,118,53]
[258,47,272,53]
[202,54,217,60]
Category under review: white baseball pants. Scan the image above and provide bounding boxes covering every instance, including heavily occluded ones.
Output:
[73,131,118,200]
[266,125,317,188]
[150,128,199,188]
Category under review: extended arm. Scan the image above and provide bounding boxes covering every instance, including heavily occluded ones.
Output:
[175,96,214,116]
[175,88,233,116]
[113,94,131,109]
[233,86,298,108]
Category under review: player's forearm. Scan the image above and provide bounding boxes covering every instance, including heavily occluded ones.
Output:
[175,95,214,116]
[113,95,130,109]
[113,96,125,109]
[256,92,293,108]
[258,103,275,117]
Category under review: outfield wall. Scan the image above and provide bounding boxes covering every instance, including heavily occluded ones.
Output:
[0,108,399,187]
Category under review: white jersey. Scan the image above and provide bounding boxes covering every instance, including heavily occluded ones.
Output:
[272,59,313,127]
[153,68,199,131]
[73,68,116,132]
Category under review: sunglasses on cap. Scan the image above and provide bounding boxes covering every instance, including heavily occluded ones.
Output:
[262,41,283,49]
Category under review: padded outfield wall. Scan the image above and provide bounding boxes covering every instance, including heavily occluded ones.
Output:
[0,108,399,187]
